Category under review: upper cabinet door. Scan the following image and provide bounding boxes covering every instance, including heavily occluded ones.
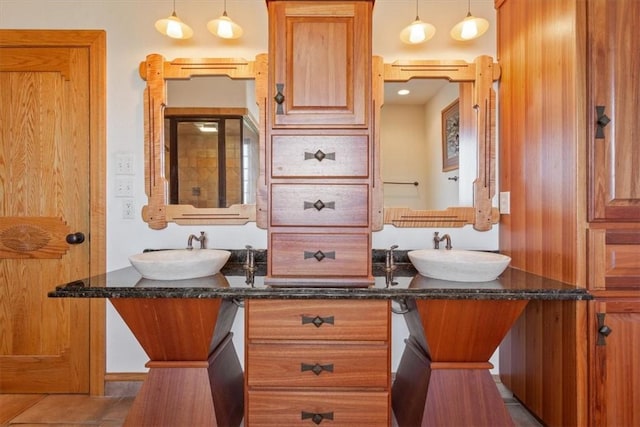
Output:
[588,0,640,221]
[268,1,372,127]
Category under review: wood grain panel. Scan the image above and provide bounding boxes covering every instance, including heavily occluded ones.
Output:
[109,298,223,361]
[590,299,640,427]
[0,217,71,258]
[587,0,640,221]
[247,343,388,388]
[246,299,389,341]
[247,390,389,426]
[496,0,587,425]
[270,184,368,227]
[270,233,370,277]
[271,134,369,178]
[269,1,371,127]
[0,31,106,394]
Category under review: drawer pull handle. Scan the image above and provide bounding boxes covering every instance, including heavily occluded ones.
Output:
[274,83,285,115]
[305,150,336,162]
[304,250,335,262]
[301,315,335,327]
[304,200,335,211]
[595,106,611,139]
[597,312,613,346]
[301,363,334,375]
[301,411,334,424]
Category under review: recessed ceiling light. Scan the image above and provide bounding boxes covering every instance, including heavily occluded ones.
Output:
[195,122,218,133]
[398,89,410,96]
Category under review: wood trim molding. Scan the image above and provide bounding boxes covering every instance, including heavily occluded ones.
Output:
[139,53,260,229]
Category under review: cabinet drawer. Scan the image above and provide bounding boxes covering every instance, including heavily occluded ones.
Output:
[271,184,369,227]
[247,343,388,388]
[271,135,368,178]
[247,300,389,341]
[590,229,640,290]
[247,390,389,426]
[270,233,369,277]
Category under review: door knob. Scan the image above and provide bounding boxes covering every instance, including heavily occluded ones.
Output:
[66,232,85,244]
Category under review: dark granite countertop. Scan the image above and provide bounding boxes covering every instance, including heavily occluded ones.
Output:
[49,265,592,301]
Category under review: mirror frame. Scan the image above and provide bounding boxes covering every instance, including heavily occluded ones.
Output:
[376,55,501,231]
[140,54,498,231]
[139,53,267,229]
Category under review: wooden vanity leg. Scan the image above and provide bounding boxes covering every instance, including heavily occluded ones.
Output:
[393,299,528,426]
[124,333,243,427]
[393,337,512,426]
[110,298,243,427]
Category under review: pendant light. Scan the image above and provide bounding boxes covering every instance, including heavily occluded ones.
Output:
[154,0,193,40]
[400,0,435,45]
[450,0,489,41]
[207,0,243,39]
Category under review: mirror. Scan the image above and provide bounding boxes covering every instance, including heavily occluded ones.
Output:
[375,56,500,231]
[140,54,267,229]
[141,54,498,231]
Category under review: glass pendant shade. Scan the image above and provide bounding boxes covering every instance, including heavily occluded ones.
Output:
[400,18,436,44]
[155,6,193,40]
[450,0,489,41]
[207,11,243,39]
[400,0,434,45]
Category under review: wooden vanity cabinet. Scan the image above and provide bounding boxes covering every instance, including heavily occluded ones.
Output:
[267,1,371,128]
[497,0,640,425]
[587,0,640,222]
[589,298,640,426]
[249,1,384,423]
[264,0,375,285]
[586,1,640,424]
[245,299,391,426]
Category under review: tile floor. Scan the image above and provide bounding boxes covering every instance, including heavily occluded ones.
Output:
[1,380,542,426]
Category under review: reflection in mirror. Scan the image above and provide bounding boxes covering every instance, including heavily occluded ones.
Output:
[382,79,474,210]
[140,54,266,229]
[164,109,259,208]
[379,56,500,231]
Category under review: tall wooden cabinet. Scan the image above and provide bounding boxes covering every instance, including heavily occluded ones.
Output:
[497,0,640,425]
[246,1,389,425]
[264,0,375,285]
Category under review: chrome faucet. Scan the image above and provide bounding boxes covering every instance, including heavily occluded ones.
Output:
[433,232,452,250]
[385,245,399,287]
[187,231,206,250]
[244,245,256,286]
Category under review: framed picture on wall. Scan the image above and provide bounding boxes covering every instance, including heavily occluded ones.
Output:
[441,99,460,172]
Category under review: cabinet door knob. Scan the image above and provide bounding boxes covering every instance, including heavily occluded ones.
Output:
[65,232,85,244]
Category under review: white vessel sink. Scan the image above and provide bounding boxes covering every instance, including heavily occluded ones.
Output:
[129,249,231,280]
[408,249,511,282]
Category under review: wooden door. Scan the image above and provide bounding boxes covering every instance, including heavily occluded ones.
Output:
[590,299,640,426]
[0,31,106,394]
[588,0,640,221]
[268,1,372,127]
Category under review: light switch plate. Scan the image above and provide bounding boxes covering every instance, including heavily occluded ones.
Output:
[499,191,511,214]
[122,199,135,219]
[115,177,134,197]
[115,152,134,175]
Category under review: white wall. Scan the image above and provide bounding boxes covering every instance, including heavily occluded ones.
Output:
[0,0,498,374]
